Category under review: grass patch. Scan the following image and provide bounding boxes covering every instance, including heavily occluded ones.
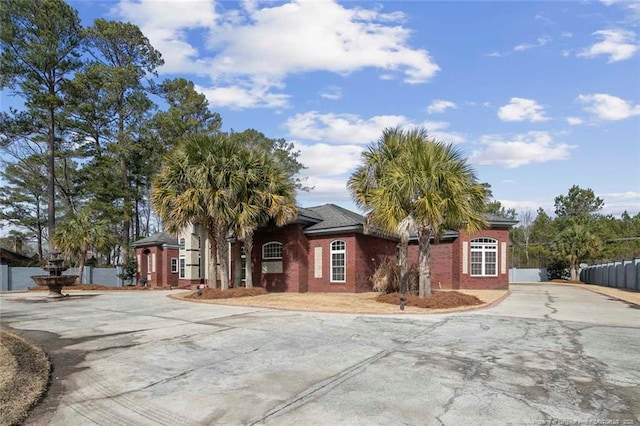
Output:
[377,291,483,309]
[0,331,50,426]
[186,287,267,300]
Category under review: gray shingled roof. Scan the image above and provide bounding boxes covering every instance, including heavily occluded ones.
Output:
[484,213,519,226]
[303,204,365,233]
[299,205,517,237]
[296,207,323,223]
[132,232,178,248]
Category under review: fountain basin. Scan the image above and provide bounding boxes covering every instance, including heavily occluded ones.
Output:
[31,275,78,298]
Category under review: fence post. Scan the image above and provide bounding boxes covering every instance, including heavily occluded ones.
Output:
[0,265,8,291]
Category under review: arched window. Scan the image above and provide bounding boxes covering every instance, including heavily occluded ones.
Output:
[262,242,283,260]
[470,238,498,276]
[330,240,346,283]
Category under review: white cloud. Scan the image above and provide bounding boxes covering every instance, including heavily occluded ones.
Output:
[566,116,584,125]
[319,86,342,100]
[578,29,638,62]
[427,99,457,114]
[498,98,549,122]
[601,0,640,24]
[535,12,553,25]
[561,32,573,38]
[114,0,217,74]
[297,176,352,204]
[284,112,464,145]
[578,93,640,121]
[206,1,440,84]
[114,0,440,109]
[498,199,549,213]
[514,36,551,52]
[297,143,363,176]
[486,51,503,58]
[599,191,640,216]
[602,191,640,200]
[284,111,409,144]
[195,83,290,109]
[471,131,574,168]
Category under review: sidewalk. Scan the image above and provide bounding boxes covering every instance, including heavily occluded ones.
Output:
[544,281,640,306]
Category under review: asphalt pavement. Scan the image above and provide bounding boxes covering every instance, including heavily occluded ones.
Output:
[1,284,638,426]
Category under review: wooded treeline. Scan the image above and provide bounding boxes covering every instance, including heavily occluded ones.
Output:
[487,185,640,279]
[0,0,304,267]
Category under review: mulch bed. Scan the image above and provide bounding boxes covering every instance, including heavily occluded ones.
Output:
[186,287,267,300]
[376,291,483,309]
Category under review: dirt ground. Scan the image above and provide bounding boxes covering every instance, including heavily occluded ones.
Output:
[0,331,50,426]
[171,289,509,314]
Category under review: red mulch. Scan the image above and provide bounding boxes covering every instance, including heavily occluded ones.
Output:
[186,287,267,299]
[376,291,483,309]
[28,284,150,291]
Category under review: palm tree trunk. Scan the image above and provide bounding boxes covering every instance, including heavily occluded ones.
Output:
[207,229,218,288]
[245,234,254,289]
[216,225,230,290]
[232,241,242,288]
[77,253,86,285]
[398,236,408,294]
[417,227,432,297]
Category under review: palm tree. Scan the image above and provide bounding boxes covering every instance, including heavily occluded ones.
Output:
[52,208,113,285]
[348,127,487,297]
[553,224,601,281]
[152,133,243,290]
[231,150,297,288]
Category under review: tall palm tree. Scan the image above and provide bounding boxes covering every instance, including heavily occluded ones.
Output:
[232,150,297,288]
[52,208,113,284]
[152,133,243,290]
[348,127,487,297]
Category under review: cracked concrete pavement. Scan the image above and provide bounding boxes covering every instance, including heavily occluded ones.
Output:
[1,283,639,425]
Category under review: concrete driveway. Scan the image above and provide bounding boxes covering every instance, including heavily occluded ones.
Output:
[1,284,639,425]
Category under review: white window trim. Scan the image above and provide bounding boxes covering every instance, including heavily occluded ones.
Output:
[171,258,178,273]
[262,241,283,260]
[179,238,185,250]
[470,238,498,277]
[179,257,186,279]
[330,240,346,283]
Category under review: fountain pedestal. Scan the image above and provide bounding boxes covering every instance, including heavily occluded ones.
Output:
[31,251,78,298]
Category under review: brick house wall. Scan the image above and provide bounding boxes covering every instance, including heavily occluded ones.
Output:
[356,234,398,292]
[407,226,511,290]
[135,245,179,288]
[457,228,510,290]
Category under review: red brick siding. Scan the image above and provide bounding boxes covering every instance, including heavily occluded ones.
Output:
[135,245,179,288]
[457,228,510,290]
[307,234,358,292]
[406,226,511,290]
[356,234,397,292]
[248,223,309,292]
[407,240,455,290]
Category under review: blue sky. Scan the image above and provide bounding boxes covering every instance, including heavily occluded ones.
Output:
[6,0,640,219]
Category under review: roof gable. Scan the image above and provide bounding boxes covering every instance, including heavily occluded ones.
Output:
[132,232,178,248]
[303,204,365,234]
